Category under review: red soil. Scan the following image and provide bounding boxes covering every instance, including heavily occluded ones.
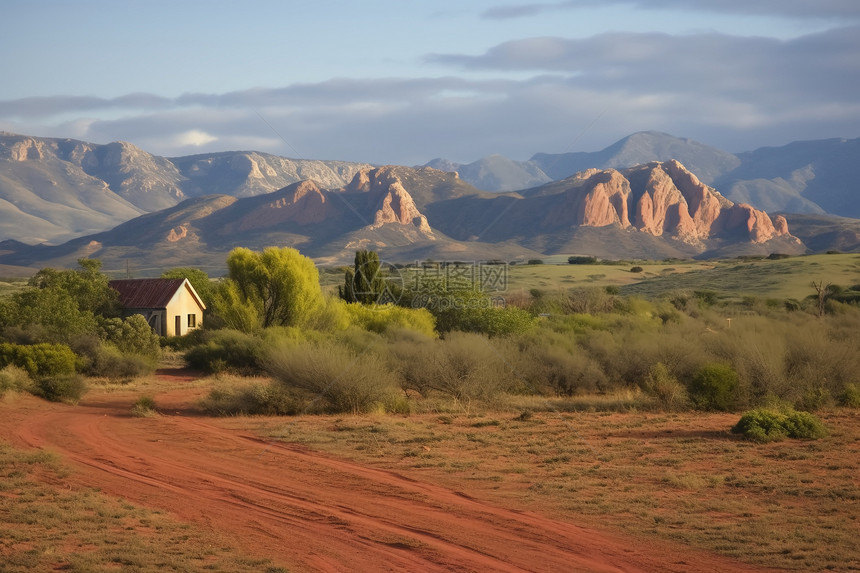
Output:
[0,372,769,572]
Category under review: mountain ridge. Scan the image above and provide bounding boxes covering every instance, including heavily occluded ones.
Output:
[0,162,807,272]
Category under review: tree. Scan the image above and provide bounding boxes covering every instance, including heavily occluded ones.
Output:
[212,247,324,331]
[339,250,395,304]
[161,267,214,307]
[2,259,118,343]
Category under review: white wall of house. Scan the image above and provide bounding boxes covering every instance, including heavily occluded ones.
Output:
[164,281,204,337]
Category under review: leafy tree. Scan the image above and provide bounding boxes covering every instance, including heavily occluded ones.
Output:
[161,267,214,307]
[212,247,324,331]
[1,258,119,344]
[339,250,396,304]
[28,258,119,316]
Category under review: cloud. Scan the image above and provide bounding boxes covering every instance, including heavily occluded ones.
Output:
[428,26,860,105]
[172,129,218,147]
[1,26,858,163]
[482,0,860,20]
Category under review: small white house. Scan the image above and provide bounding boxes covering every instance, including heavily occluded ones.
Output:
[109,278,206,337]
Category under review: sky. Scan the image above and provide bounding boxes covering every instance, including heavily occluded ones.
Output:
[1,0,858,165]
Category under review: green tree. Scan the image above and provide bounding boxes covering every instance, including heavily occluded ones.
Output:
[28,258,120,316]
[161,267,214,307]
[339,250,394,304]
[212,247,324,331]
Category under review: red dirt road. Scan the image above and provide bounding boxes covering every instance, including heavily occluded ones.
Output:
[0,379,768,572]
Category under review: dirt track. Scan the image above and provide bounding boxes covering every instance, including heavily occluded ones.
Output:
[0,374,768,572]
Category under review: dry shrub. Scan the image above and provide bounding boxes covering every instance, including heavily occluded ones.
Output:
[0,364,34,396]
[201,373,303,416]
[390,332,518,407]
[265,340,399,414]
[643,362,689,411]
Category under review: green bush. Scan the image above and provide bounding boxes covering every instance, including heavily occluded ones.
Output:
[840,384,860,408]
[689,363,738,411]
[343,303,436,337]
[568,256,599,265]
[0,342,78,379]
[184,329,267,374]
[131,396,158,417]
[35,374,87,403]
[99,315,161,361]
[630,266,644,273]
[732,408,827,442]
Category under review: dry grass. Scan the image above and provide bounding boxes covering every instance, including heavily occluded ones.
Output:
[248,408,860,571]
[0,440,287,573]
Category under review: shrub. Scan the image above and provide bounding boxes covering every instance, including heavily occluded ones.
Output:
[689,363,738,411]
[99,315,161,361]
[0,342,78,379]
[0,365,34,396]
[840,384,860,408]
[201,374,303,416]
[131,396,159,417]
[630,266,644,273]
[264,340,399,414]
[643,362,688,411]
[732,408,827,442]
[35,374,87,403]
[568,256,599,265]
[184,329,267,374]
[390,332,519,407]
[343,303,436,337]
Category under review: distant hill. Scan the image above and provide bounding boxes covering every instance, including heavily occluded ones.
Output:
[531,131,741,185]
[424,155,551,192]
[1,162,813,274]
[0,133,370,244]
[438,132,858,218]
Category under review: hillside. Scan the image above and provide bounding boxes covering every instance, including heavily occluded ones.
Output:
[0,162,812,273]
[444,132,858,218]
[0,133,370,244]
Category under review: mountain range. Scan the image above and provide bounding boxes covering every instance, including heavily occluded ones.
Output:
[1,160,811,274]
[0,130,858,273]
[430,131,859,218]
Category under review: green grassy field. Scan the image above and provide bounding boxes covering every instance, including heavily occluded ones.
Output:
[503,253,860,302]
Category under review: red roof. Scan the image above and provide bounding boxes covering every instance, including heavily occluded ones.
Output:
[109,278,192,309]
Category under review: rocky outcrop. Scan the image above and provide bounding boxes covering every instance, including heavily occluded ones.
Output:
[346,167,434,237]
[234,180,331,231]
[546,160,794,246]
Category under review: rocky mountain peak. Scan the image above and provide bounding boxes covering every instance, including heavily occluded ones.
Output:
[547,160,795,247]
[346,167,434,236]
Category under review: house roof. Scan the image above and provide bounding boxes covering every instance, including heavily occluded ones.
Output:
[109,278,204,310]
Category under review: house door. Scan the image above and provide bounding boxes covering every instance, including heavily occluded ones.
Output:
[175,315,181,337]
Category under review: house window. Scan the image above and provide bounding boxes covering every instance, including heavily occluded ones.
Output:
[188,314,197,328]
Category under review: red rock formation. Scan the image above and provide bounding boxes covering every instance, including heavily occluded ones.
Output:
[235,180,330,231]
[548,160,793,246]
[346,167,434,236]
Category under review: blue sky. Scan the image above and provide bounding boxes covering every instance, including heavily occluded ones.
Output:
[1,1,858,164]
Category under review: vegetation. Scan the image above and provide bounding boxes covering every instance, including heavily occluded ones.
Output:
[339,249,396,304]
[732,408,828,442]
[212,247,324,332]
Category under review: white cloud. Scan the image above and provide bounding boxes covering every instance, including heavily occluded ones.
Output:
[173,129,218,147]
